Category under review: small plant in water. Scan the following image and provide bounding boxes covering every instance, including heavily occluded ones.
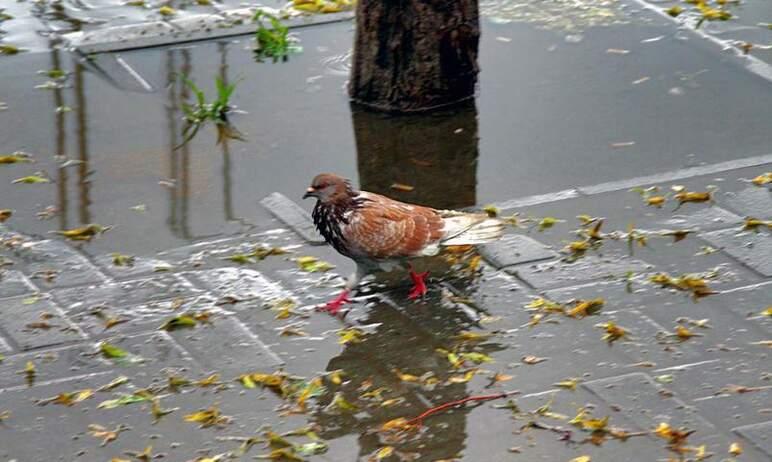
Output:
[179,76,244,148]
[253,10,301,62]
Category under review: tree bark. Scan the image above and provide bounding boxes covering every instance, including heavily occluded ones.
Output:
[349,0,480,112]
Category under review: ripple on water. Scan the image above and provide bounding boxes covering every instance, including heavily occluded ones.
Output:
[321,49,352,76]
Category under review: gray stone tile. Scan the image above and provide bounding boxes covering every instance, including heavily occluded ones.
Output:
[10,239,107,289]
[260,192,325,244]
[509,255,652,289]
[734,421,772,458]
[0,269,36,298]
[53,273,202,311]
[0,295,86,351]
[0,344,113,390]
[702,228,772,276]
[184,267,291,302]
[92,253,173,279]
[724,186,772,219]
[583,372,722,438]
[94,332,199,388]
[478,233,557,269]
[168,316,283,378]
[655,206,743,231]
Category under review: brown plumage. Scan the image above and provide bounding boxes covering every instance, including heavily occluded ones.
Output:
[303,173,503,314]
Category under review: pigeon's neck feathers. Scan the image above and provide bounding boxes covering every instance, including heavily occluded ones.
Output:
[311,191,366,257]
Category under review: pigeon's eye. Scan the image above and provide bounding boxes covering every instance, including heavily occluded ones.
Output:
[316,183,328,189]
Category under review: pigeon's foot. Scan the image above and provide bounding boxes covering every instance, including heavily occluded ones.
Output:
[319,289,351,315]
[408,269,429,300]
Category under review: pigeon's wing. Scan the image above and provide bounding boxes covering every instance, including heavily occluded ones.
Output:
[342,192,445,259]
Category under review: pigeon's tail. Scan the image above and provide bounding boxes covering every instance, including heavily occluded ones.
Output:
[439,214,505,246]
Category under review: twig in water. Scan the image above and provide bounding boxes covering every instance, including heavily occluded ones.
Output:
[405,390,520,427]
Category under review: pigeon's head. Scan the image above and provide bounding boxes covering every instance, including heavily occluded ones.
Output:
[303,173,354,204]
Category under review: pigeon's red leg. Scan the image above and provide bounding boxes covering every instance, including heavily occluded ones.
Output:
[407,265,429,300]
[319,289,351,315]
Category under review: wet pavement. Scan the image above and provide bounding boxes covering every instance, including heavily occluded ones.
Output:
[1,0,772,461]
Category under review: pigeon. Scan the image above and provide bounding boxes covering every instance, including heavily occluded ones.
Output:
[303,173,504,314]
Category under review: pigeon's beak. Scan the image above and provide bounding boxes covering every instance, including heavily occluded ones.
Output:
[303,187,316,199]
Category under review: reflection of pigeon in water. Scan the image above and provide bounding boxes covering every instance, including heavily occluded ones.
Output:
[303,173,504,314]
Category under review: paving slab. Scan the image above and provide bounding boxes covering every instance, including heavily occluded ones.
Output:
[9,240,108,289]
[734,420,772,459]
[702,228,772,276]
[508,255,653,290]
[167,315,283,378]
[478,232,558,269]
[0,294,85,351]
[724,185,772,219]
[260,192,326,245]
[0,269,37,298]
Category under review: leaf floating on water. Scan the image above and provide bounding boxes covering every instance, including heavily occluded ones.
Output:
[325,391,358,413]
[99,341,128,359]
[23,360,36,385]
[53,223,110,241]
[0,410,10,422]
[522,355,548,365]
[565,298,604,318]
[97,391,152,409]
[158,5,176,16]
[570,456,591,462]
[666,5,684,17]
[337,327,363,344]
[159,314,198,331]
[537,216,563,231]
[460,352,493,364]
[0,45,24,55]
[646,196,667,207]
[390,183,414,192]
[96,375,129,392]
[0,209,11,222]
[728,442,743,455]
[12,174,49,184]
[254,448,305,461]
[742,217,772,231]
[296,256,335,272]
[111,253,135,267]
[88,424,126,446]
[184,405,230,428]
[750,172,772,186]
[674,325,698,341]
[597,321,627,344]
[482,204,499,217]
[196,373,221,387]
[673,187,713,209]
[150,397,177,423]
[447,369,477,384]
[660,229,694,243]
[372,446,395,460]
[0,152,33,164]
[553,378,580,390]
[652,422,694,449]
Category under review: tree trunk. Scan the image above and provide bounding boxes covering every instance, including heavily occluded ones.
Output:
[349,0,480,112]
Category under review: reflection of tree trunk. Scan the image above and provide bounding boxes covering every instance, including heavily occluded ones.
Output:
[51,46,68,230]
[74,62,92,224]
[218,42,236,223]
[311,301,480,460]
[349,0,480,112]
[353,100,479,210]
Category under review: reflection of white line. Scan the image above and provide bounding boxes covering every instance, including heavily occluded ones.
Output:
[494,152,772,210]
[630,0,772,83]
[115,56,153,92]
